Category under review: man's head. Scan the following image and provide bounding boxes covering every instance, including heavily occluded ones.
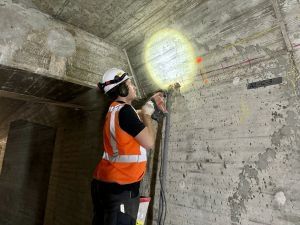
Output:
[98,68,137,102]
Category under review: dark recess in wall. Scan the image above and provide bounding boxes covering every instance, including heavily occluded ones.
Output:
[0,120,56,225]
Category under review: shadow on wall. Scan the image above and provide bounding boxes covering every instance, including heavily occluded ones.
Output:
[42,89,111,225]
[0,120,56,225]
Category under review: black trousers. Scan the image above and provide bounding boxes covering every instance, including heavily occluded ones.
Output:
[91,179,140,225]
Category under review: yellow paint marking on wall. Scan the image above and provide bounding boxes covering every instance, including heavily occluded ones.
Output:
[239,98,251,124]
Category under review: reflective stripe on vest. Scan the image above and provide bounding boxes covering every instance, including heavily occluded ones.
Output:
[109,105,120,157]
[103,103,147,163]
[102,146,147,163]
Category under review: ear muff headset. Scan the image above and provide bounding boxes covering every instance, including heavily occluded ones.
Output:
[117,82,129,97]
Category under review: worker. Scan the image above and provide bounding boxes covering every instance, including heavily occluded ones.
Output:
[91,68,155,225]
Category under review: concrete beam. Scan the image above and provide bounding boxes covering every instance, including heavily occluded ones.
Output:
[0,2,130,88]
[0,90,85,110]
[0,64,90,103]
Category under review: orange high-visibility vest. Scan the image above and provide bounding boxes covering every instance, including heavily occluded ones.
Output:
[93,102,147,184]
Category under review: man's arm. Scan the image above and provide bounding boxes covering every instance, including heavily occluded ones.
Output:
[135,102,155,150]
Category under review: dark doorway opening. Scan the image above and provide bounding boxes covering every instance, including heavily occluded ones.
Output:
[0,120,56,225]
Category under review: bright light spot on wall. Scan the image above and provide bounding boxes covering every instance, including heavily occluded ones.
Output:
[144,28,196,91]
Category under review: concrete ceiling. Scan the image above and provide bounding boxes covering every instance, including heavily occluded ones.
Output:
[15,0,203,49]
[5,0,205,103]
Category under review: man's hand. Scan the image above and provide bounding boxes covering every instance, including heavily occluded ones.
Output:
[135,101,155,150]
[142,100,155,116]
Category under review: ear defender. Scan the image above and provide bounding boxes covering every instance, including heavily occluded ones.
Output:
[118,82,129,97]
[97,82,106,94]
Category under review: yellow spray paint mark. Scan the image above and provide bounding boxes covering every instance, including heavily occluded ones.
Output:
[239,98,250,124]
[136,220,143,225]
[202,26,279,62]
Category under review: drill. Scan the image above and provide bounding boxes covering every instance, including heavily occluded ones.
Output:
[150,91,168,122]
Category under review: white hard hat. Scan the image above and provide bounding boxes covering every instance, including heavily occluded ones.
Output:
[100,68,129,93]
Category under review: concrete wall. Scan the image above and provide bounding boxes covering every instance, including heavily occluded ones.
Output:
[0,1,129,87]
[0,4,133,223]
[0,0,299,225]
[126,0,300,225]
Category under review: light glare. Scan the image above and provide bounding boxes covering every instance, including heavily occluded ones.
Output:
[144,29,196,91]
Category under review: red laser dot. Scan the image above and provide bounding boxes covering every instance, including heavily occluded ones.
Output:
[196,57,203,63]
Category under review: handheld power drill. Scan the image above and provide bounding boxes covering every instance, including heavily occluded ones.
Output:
[150,91,168,122]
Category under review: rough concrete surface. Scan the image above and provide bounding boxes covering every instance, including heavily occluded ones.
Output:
[131,1,300,225]
[0,1,129,87]
[0,0,299,225]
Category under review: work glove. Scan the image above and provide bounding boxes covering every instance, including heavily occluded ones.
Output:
[142,100,155,116]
